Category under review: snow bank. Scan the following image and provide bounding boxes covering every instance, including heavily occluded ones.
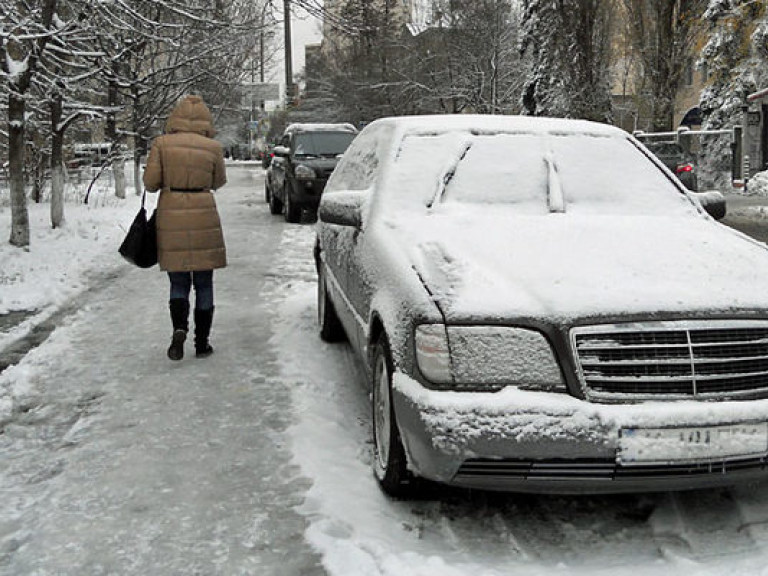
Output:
[0,185,142,363]
[0,194,140,315]
[749,171,768,197]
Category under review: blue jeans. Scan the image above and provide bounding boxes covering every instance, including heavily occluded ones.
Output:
[168,270,214,310]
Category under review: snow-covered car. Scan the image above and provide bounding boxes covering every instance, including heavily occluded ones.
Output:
[314,114,768,497]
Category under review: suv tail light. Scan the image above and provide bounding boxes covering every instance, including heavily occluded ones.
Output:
[676,163,694,174]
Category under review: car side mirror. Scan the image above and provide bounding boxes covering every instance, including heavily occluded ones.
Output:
[273,145,290,157]
[318,191,366,228]
[689,190,727,221]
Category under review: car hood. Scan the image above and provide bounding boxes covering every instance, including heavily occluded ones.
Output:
[399,212,768,323]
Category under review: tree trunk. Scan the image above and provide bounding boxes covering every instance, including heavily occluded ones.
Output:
[106,74,126,199]
[133,155,141,195]
[132,105,143,194]
[32,153,45,204]
[114,160,126,199]
[50,96,65,229]
[9,94,30,248]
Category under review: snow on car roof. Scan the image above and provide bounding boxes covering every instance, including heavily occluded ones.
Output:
[371,114,624,138]
[284,123,358,134]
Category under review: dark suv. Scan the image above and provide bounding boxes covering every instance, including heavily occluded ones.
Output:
[265,123,358,222]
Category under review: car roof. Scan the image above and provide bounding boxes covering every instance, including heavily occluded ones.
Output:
[366,114,626,139]
[284,123,358,135]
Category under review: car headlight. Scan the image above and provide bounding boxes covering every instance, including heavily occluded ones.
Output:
[415,324,453,384]
[295,164,316,180]
[415,324,565,392]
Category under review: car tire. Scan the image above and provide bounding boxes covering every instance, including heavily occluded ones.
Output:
[269,185,283,215]
[372,334,415,498]
[318,270,345,342]
[284,186,301,223]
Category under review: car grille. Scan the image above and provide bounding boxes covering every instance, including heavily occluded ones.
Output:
[571,321,768,400]
[455,457,768,481]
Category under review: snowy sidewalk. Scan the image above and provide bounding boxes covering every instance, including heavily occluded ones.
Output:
[0,168,324,574]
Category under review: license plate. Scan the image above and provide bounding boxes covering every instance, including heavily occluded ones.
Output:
[618,422,768,465]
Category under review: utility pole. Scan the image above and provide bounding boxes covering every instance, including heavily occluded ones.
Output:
[283,0,294,106]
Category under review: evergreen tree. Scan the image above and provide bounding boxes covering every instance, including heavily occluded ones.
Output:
[700,0,768,186]
[521,0,614,123]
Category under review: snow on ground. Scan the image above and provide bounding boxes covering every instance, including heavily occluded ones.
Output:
[0,176,142,364]
[749,171,768,197]
[728,205,768,220]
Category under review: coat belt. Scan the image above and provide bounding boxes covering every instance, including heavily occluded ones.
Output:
[167,187,206,192]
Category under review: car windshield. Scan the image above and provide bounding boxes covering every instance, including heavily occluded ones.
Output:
[386,132,695,217]
[293,132,356,157]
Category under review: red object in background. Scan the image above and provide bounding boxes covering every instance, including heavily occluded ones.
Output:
[676,163,694,174]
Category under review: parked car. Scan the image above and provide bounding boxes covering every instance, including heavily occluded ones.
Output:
[265,123,358,222]
[315,114,768,497]
[643,140,699,191]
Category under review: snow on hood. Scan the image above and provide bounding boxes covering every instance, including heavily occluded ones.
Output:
[364,124,768,323]
[393,208,768,322]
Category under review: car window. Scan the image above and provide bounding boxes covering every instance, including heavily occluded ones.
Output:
[385,132,697,217]
[326,126,389,192]
[292,132,356,157]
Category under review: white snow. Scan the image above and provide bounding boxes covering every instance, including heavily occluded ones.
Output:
[5,54,29,81]
[0,197,137,315]
[0,178,142,376]
[749,171,768,197]
[285,123,358,133]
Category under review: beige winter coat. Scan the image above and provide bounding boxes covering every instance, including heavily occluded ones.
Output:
[143,95,227,272]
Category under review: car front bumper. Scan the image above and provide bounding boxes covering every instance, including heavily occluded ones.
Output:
[392,373,768,493]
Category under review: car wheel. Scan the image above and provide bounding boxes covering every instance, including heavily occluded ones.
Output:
[284,186,301,223]
[269,185,283,215]
[318,270,345,342]
[372,334,414,498]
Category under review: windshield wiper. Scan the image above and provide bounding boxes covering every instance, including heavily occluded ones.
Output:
[545,152,565,213]
[428,142,473,208]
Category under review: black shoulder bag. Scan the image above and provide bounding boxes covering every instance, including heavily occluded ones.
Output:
[118,191,158,268]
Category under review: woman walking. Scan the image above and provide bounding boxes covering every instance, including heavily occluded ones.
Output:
[143,95,227,360]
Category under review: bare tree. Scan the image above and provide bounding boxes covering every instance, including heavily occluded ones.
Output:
[90,0,271,195]
[1,0,59,247]
[301,0,526,122]
[35,0,107,227]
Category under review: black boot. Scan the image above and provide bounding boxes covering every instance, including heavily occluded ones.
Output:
[194,307,214,358]
[167,298,189,361]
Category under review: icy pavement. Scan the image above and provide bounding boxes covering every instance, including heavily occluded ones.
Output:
[4,168,768,575]
[0,168,324,575]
